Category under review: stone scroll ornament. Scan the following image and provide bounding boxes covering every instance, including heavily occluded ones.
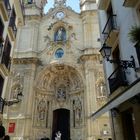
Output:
[11,73,23,99]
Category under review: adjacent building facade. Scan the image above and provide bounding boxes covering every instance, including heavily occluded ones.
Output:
[0,0,24,122]
[1,0,112,140]
[93,0,140,140]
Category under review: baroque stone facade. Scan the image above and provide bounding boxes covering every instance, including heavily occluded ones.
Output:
[3,0,111,140]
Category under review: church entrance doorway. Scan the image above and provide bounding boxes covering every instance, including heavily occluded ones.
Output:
[52,109,70,140]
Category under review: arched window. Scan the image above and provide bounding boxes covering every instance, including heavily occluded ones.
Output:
[54,27,66,42]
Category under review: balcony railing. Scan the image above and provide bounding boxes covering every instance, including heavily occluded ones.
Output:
[108,66,128,93]
[4,0,11,16]
[1,39,11,70]
[102,15,117,42]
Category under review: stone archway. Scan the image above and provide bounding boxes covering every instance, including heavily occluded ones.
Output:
[33,64,84,140]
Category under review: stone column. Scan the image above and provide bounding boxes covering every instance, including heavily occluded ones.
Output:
[12,58,38,140]
[81,10,100,49]
[81,53,98,140]
[111,110,124,140]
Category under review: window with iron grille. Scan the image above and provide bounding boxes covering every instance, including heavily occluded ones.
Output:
[9,8,17,36]
[1,36,11,69]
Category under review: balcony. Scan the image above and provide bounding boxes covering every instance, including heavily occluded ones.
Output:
[13,0,24,26]
[8,10,17,41]
[102,15,119,47]
[0,0,10,21]
[108,67,128,94]
[9,16,17,36]
[123,0,139,7]
[98,0,111,10]
[4,0,11,16]
[1,37,11,70]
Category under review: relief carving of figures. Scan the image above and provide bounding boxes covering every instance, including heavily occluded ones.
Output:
[73,97,82,127]
[70,72,80,90]
[56,85,66,102]
[11,73,23,99]
[54,27,66,42]
[42,73,51,89]
[35,98,50,127]
[37,99,46,120]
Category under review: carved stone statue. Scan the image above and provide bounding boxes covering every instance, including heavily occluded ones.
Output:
[73,97,82,122]
[56,86,66,102]
[11,73,23,99]
[37,100,46,120]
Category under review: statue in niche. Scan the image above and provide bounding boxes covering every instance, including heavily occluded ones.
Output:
[56,86,66,101]
[11,73,23,99]
[73,97,82,123]
[42,73,50,89]
[37,100,46,120]
[54,27,66,42]
[96,79,106,98]
[71,72,80,90]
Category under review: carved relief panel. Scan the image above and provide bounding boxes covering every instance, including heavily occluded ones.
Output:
[34,65,84,129]
[10,72,24,99]
[33,96,50,128]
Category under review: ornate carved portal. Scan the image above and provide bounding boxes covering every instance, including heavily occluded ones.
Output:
[34,64,84,139]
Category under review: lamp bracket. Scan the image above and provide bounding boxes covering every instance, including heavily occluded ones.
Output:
[107,56,135,69]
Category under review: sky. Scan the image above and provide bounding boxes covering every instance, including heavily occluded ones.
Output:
[44,0,80,14]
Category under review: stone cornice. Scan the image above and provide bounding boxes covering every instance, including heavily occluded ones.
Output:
[12,57,39,64]
[80,53,100,62]
[25,15,41,21]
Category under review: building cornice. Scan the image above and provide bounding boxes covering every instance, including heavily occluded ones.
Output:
[80,53,100,62]
[12,57,39,64]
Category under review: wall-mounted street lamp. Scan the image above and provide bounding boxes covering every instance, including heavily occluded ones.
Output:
[0,92,23,114]
[99,43,136,69]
